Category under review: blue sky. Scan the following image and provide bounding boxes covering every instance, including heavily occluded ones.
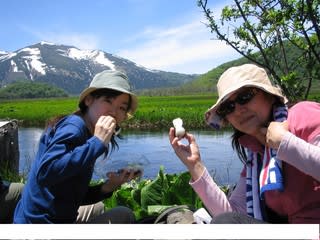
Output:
[0,0,240,74]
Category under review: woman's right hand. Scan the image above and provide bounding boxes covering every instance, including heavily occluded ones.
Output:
[169,127,205,181]
[94,116,116,146]
[101,169,139,193]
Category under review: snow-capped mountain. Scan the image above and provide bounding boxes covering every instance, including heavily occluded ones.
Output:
[0,42,198,94]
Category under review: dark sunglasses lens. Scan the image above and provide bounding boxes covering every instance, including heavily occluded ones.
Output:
[236,90,255,105]
[217,101,235,117]
[217,89,255,117]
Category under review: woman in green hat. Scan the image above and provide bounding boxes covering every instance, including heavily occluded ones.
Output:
[14,70,139,223]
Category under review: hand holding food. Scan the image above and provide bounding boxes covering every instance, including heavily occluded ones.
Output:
[172,118,186,138]
[94,116,117,146]
[169,128,205,181]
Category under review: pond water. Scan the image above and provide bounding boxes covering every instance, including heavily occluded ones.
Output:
[18,128,243,185]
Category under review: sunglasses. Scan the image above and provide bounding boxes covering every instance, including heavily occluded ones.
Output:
[216,88,257,117]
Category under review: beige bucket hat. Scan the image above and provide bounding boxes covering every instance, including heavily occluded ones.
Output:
[205,64,287,129]
[79,70,138,116]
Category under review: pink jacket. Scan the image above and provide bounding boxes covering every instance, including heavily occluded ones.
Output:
[190,101,320,223]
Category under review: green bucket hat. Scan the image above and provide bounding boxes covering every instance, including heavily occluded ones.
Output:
[79,70,138,116]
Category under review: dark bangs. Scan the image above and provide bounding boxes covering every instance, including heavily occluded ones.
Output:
[79,88,132,114]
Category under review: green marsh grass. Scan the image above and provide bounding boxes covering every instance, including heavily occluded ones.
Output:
[131,95,218,129]
[0,94,218,129]
[1,93,318,129]
[0,98,77,127]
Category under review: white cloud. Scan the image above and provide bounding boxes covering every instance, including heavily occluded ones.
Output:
[38,32,101,50]
[19,25,101,50]
[14,0,240,74]
[118,19,240,74]
[49,33,101,50]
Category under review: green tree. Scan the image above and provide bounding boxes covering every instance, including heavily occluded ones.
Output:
[0,81,68,99]
[197,0,320,101]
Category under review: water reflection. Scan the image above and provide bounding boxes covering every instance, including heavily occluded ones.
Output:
[18,128,43,175]
[18,128,242,185]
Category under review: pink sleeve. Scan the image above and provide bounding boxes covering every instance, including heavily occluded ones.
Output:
[278,101,320,181]
[287,101,320,142]
[277,132,320,181]
[190,168,247,217]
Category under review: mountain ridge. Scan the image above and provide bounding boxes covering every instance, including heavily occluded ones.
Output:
[0,42,199,94]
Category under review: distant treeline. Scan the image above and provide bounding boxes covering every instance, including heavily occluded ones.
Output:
[0,81,68,99]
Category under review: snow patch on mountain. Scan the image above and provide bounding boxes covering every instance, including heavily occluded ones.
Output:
[18,47,40,55]
[61,48,115,70]
[10,60,19,72]
[94,51,115,70]
[19,47,47,77]
[40,41,55,46]
[0,52,17,62]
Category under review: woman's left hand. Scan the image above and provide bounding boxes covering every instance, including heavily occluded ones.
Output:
[101,169,141,193]
[265,121,289,149]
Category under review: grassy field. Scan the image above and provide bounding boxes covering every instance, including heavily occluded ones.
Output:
[0,94,218,129]
[1,92,319,129]
[0,98,78,127]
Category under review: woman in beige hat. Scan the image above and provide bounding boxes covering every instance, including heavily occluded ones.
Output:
[169,64,320,223]
[14,70,140,223]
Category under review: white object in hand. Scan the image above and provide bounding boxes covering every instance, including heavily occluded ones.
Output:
[172,118,186,138]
